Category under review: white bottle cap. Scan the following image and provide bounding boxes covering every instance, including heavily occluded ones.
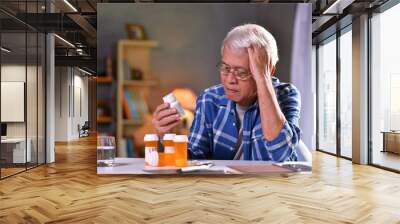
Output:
[174,135,188,142]
[144,134,159,141]
[163,133,176,141]
[163,93,176,104]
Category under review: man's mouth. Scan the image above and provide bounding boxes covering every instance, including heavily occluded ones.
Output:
[226,88,239,93]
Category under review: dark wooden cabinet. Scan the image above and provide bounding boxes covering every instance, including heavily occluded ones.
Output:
[382,131,400,154]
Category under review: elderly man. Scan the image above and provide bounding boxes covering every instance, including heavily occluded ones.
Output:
[152,24,301,161]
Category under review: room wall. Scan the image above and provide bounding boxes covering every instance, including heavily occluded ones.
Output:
[98,3,314,149]
[55,67,89,141]
[1,65,39,139]
[1,64,46,163]
[55,66,69,141]
[72,73,89,138]
[290,6,314,150]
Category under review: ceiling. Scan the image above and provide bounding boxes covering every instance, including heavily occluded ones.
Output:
[0,0,391,73]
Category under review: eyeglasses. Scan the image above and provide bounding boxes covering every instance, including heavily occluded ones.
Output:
[216,62,252,81]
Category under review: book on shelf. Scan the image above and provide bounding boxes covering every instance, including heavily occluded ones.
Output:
[122,89,148,122]
[127,137,134,157]
[125,89,139,120]
[122,90,132,120]
[130,90,149,117]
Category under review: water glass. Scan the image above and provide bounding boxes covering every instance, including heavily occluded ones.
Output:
[97,135,116,167]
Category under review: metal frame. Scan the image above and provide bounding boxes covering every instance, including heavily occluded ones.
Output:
[315,22,353,162]
[315,32,338,156]
[0,0,47,180]
[316,44,319,151]
[25,1,28,172]
[0,19,2,179]
[367,10,373,165]
[336,28,341,157]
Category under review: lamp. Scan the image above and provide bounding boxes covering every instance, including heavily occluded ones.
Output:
[63,0,78,12]
[1,47,11,53]
[54,34,75,48]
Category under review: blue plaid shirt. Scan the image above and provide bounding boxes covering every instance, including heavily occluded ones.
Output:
[188,77,301,161]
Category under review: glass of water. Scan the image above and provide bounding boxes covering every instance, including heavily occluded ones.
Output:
[97,135,116,167]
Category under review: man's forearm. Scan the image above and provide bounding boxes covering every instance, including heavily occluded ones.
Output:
[255,76,286,141]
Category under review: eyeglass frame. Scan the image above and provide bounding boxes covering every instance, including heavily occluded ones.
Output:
[216,61,253,81]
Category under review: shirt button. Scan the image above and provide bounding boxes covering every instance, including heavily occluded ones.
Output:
[233,123,235,126]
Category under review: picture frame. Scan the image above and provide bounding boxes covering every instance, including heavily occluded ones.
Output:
[125,24,147,40]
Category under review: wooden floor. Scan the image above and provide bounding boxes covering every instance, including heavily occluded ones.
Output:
[372,150,400,171]
[1,167,26,178]
[1,136,400,223]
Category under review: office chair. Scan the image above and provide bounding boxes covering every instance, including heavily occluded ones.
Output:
[295,140,312,162]
[78,121,90,138]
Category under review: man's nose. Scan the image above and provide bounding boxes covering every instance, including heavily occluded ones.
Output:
[226,71,237,84]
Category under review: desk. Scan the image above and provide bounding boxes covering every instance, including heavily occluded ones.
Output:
[1,138,31,163]
[97,158,311,175]
[381,131,400,154]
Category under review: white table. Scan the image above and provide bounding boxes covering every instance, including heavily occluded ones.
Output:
[1,138,32,163]
[97,158,311,175]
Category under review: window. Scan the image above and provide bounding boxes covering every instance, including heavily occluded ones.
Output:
[339,28,352,158]
[317,36,337,154]
[370,2,400,171]
[0,1,47,179]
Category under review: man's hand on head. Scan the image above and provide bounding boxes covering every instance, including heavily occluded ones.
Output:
[247,46,275,82]
[247,46,285,141]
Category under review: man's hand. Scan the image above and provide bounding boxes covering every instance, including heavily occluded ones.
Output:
[247,45,285,141]
[152,103,181,136]
[247,46,275,82]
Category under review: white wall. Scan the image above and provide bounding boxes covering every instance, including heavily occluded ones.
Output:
[55,67,69,141]
[1,64,46,164]
[71,73,89,138]
[1,65,36,138]
[54,67,89,141]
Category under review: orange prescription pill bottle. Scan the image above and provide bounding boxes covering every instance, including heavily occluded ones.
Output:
[144,134,159,167]
[163,134,176,166]
[157,153,166,167]
[174,135,188,167]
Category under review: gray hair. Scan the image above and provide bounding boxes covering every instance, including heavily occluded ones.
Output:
[221,24,279,66]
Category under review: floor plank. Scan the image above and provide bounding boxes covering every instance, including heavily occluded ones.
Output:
[0,136,400,223]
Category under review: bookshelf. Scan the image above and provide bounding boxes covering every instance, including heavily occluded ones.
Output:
[117,40,159,157]
[97,116,113,123]
[97,55,116,136]
[97,76,113,83]
[97,82,116,132]
[123,80,158,87]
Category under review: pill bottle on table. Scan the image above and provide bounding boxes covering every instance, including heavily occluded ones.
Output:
[162,133,176,166]
[144,134,159,167]
[174,135,188,167]
[163,93,185,116]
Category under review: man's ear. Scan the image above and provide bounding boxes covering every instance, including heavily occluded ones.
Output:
[271,65,276,76]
